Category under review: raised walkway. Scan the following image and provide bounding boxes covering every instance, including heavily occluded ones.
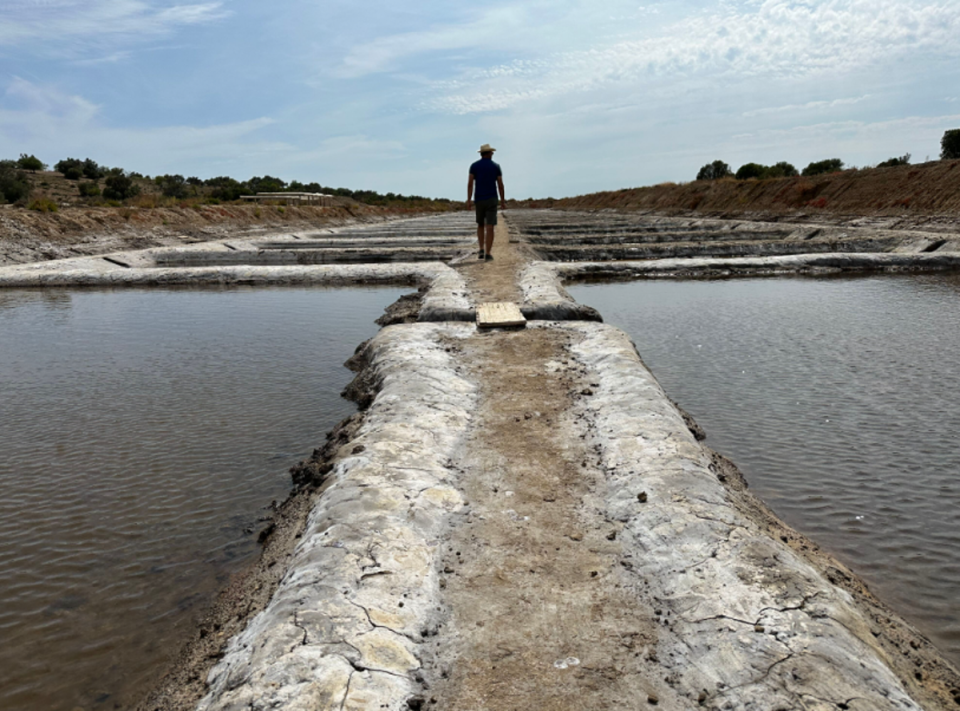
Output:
[189,219,959,710]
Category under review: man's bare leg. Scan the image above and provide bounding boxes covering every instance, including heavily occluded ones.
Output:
[484,224,495,256]
[477,224,485,253]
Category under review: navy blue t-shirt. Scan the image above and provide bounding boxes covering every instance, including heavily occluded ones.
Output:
[470,158,502,201]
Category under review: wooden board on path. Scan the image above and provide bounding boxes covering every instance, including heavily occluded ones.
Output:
[477,302,527,329]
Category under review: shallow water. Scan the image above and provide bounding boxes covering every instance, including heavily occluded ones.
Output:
[0,286,406,711]
[569,274,960,666]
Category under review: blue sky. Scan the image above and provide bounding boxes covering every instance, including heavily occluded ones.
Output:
[1,0,959,199]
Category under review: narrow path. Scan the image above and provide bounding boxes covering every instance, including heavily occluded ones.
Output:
[455,220,527,303]
[425,218,663,707]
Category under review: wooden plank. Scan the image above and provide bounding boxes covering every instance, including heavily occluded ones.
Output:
[477,302,527,328]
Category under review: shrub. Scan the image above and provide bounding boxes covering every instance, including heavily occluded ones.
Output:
[78,181,101,197]
[767,161,798,178]
[941,130,960,160]
[206,176,245,201]
[0,160,31,203]
[102,174,140,200]
[55,158,87,180]
[735,163,766,180]
[877,153,911,168]
[130,193,160,209]
[157,174,188,199]
[82,158,103,179]
[696,160,733,180]
[17,154,46,171]
[55,157,99,180]
[247,175,286,193]
[186,176,203,186]
[802,158,844,176]
[28,197,58,212]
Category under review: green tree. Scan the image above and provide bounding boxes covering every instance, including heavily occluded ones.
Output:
[247,175,286,193]
[696,160,732,180]
[877,153,911,168]
[102,174,140,200]
[82,158,103,179]
[17,154,46,171]
[78,181,101,197]
[55,158,84,180]
[206,176,246,201]
[158,174,188,198]
[767,161,798,178]
[941,130,960,160]
[0,160,31,203]
[801,158,844,176]
[735,163,766,180]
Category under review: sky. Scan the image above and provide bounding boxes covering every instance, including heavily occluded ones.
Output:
[1,0,959,199]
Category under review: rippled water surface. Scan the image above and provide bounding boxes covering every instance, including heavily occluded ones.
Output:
[570,274,960,666]
[0,286,406,711]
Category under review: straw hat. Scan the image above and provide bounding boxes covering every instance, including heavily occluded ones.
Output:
[478,144,496,153]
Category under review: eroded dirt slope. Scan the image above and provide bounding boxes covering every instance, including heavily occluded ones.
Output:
[520,159,960,225]
[0,202,448,266]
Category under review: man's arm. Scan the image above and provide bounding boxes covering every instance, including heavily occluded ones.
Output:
[497,175,505,209]
[466,173,474,209]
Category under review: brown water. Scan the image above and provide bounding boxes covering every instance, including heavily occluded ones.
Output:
[570,273,960,667]
[0,286,406,711]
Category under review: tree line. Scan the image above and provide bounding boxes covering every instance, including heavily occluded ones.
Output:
[0,154,453,207]
[696,129,960,182]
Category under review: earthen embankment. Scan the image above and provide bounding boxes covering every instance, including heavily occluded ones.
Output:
[519,158,960,225]
[0,202,448,266]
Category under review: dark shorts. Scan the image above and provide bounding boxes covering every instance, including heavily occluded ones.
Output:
[475,198,498,226]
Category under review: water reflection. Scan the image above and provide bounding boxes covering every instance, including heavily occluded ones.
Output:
[0,286,406,711]
[0,289,73,314]
[570,273,960,666]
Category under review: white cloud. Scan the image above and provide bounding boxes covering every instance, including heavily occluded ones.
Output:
[0,79,277,174]
[742,95,872,118]
[731,112,960,144]
[419,0,960,115]
[334,5,532,78]
[0,1,228,50]
[4,77,100,123]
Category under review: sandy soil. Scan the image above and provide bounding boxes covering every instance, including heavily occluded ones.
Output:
[425,323,664,708]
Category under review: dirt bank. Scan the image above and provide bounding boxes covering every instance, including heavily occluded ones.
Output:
[0,202,449,266]
[518,159,960,226]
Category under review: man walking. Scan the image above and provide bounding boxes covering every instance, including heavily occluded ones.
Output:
[466,143,505,261]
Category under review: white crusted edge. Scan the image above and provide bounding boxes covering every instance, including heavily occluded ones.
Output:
[0,259,473,320]
[569,321,921,710]
[535,252,960,285]
[197,322,475,711]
